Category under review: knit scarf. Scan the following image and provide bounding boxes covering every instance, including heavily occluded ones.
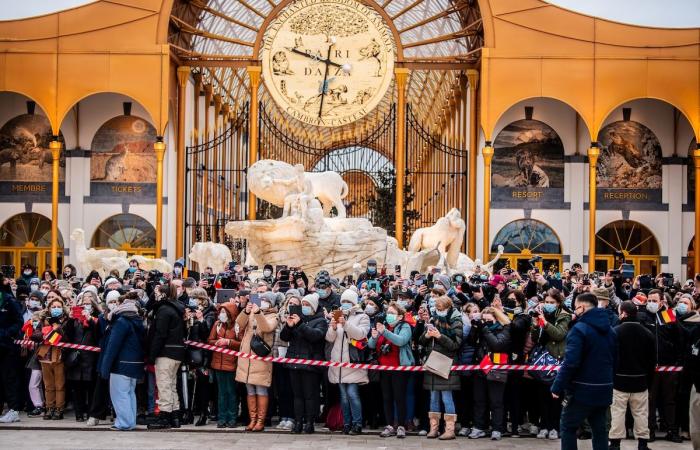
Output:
[432,307,458,338]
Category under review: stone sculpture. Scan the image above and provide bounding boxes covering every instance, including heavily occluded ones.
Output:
[70,228,127,277]
[248,159,349,218]
[188,242,233,274]
[407,207,465,268]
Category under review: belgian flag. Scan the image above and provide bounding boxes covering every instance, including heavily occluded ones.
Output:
[658,308,676,325]
[490,352,509,365]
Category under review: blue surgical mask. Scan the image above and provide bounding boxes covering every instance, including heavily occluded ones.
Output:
[367,266,376,275]
[564,298,572,309]
[675,303,688,315]
[385,313,398,325]
[188,298,198,308]
[364,305,376,315]
[340,302,352,311]
[543,304,557,314]
[50,307,63,318]
[316,289,329,299]
[397,300,408,309]
[83,304,93,314]
[428,298,436,308]
[128,267,136,273]
[302,306,313,316]
[28,300,41,310]
[32,320,40,328]
[527,299,538,309]
[435,309,448,317]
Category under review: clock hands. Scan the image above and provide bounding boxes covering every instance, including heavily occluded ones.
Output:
[318,42,334,118]
[288,48,342,68]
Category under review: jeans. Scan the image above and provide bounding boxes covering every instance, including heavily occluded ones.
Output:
[339,383,362,426]
[147,371,156,413]
[560,397,608,450]
[430,390,455,414]
[109,373,137,430]
[246,384,268,396]
[214,370,237,424]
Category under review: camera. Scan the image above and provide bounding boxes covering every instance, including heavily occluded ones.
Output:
[379,343,391,355]
[528,255,543,264]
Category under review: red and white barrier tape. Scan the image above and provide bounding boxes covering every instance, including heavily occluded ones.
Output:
[13,339,683,372]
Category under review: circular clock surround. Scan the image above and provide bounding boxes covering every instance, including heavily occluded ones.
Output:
[261,0,396,127]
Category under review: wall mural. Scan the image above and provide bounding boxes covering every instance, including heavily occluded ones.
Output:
[89,115,157,201]
[0,113,64,182]
[491,119,565,208]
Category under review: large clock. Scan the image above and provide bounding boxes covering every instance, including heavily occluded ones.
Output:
[261,0,395,127]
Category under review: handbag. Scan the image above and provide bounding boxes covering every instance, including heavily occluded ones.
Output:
[250,325,271,357]
[422,345,453,380]
[347,334,368,363]
[188,347,204,367]
[526,345,561,384]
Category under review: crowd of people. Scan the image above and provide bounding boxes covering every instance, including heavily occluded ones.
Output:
[0,258,698,449]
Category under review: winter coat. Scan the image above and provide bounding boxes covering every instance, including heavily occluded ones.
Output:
[551,308,617,406]
[235,307,279,387]
[0,291,23,352]
[531,307,571,360]
[148,299,186,363]
[509,313,531,363]
[368,321,415,366]
[98,311,145,380]
[419,308,463,391]
[679,312,700,390]
[64,316,100,381]
[613,318,656,392]
[474,321,512,382]
[207,303,241,372]
[326,306,370,385]
[641,307,682,366]
[280,308,328,373]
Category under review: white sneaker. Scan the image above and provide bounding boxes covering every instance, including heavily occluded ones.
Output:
[548,429,559,440]
[517,424,530,435]
[275,419,287,429]
[529,424,539,436]
[468,428,486,439]
[458,427,471,436]
[491,431,502,441]
[537,428,549,439]
[0,410,20,423]
[86,417,99,427]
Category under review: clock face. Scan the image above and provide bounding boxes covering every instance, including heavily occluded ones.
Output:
[261,0,395,127]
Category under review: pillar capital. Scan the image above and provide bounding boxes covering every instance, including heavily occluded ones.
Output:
[247,66,262,87]
[395,68,410,90]
[693,147,700,166]
[482,145,494,164]
[466,69,479,91]
[203,83,213,102]
[49,139,62,159]
[177,66,190,87]
[154,140,166,161]
[587,145,600,160]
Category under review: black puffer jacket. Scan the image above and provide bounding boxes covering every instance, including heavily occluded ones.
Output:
[613,318,656,392]
[148,299,186,363]
[420,308,463,391]
[280,309,328,373]
[474,321,512,380]
[640,307,682,366]
[64,317,100,381]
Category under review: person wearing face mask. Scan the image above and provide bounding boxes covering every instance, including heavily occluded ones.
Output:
[36,296,68,420]
[642,289,683,443]
[368,301,414,438]
[29,277,41,295]
[469,306,511,441]
[280,293,328,434]
[236,291,280,431]
[358,295,384,429]
[551,292,617,450]
[260,264,275,287]
[313,270,340,313]
[206,301,241,428]
[25,291,44,321]
[172,259,185,280]
[591,286,619,327]
[18,264,36,286]
[98,293,145,431]
[529,289,571,440]
[61,264,76,281]
[420,296,463,440]
[609,301,656,450]
[326,288,370,435]
[85,289,122,427]
[357,259,379,284]
[21,309,45,418]
[456,303,481,436]
[147,282,187,430]
[63,291,101,422]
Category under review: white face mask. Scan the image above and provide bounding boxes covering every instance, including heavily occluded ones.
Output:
[107,303,117,312]
[218,312,228,323]
[646,302,660,314]
[263,270,272,277]
[260,301,271,310]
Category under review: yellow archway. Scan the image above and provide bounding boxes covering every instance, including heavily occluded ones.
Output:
[594,220,661,276]
[90,214,156,258]
[0,213,64,274]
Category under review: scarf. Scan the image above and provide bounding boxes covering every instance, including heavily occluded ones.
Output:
[110,301,139,320]
[432,307,458,338]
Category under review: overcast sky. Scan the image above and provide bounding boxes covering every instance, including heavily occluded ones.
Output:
[0,0,698,27]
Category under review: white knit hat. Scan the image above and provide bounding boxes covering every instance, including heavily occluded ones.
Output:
[82,285,98,298]
[105,290,121,303]
[340,289,358,305]
[302,293,320,313]
[104,277,121,288]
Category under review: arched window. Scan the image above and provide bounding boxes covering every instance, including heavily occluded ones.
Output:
[491,219,562,273]
[594,220,660,276]
[0,213,64,273]
[91,214,156,257]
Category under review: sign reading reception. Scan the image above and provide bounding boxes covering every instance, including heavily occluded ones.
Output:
[491,119,565,209]
[596,120,663,209]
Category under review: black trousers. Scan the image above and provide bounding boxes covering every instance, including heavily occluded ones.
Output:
[89,377,110,419]
[457,374,474,427]
[69,379,93,417]
[473,375,506,432]
[505,372,524,428]
[379,371,408,426]
[289,369,321,424]
[538,382,561,431]
[193,370,211,415]
[649,372,680,432]
[272,365,294,419]
[0,349,22,411]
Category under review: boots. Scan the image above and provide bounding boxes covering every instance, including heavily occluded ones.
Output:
[427,412,441,438]
[52,409,64,420]
[439,414,456,440]
[170,410,181,428]
[638,438,651,450]
[609,438,621,450]
[43,408,54,420]
[246,395,258,431]
[195,414,207,426]
[147,411,171,430]
[253,395,268,431]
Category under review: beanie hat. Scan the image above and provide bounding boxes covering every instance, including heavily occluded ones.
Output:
[340,289,358,305]
[302,293,320,313]
[105,290,121,304]
[261,291,278,306]
[591,287,610,304]
[29,290,44,301]
[435,274,452,291]
[633,293,648,305]
[315,271,331,288]
[82,285,99,298]
[488,274,505,287]
[104,277,121,288]
[285,288,302,300]
[367,259,377,266]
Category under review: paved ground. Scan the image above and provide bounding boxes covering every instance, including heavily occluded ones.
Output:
[1,418,694,450]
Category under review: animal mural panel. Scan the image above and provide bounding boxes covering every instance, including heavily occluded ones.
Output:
[492,119,565,189]
[90,115,157,183]
[0,113,65,182]
[597,121,662,189]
